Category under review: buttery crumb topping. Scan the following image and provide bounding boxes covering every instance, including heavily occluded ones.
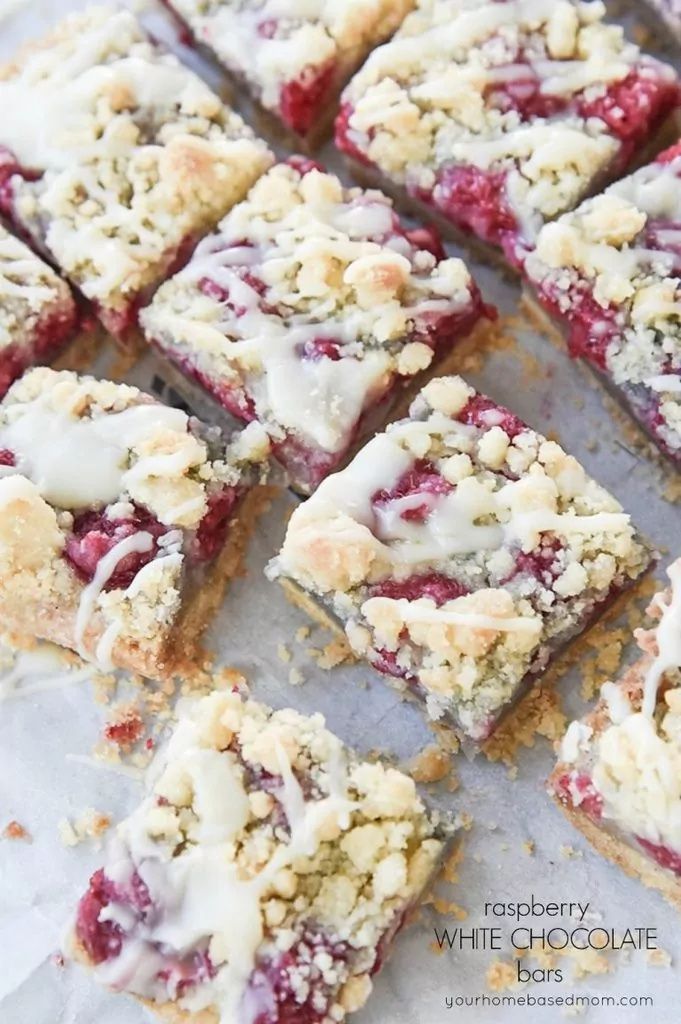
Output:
[0,225,74,353]
[340,0,676,238]
[269,375,649,740]
[0,5,272,316]
[74,689,449,1022]
[526,151,681,458]
[142,161,480,458]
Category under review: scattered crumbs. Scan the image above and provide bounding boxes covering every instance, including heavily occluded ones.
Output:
[309,638,354,670]
[406,743,451,784]
[441,841,465,885]
[295,625,311,643]
[288,667,305,687]
[459,811,474,832]
[103,701,144,749]
[51,953,65,969]
[566,946,610,979]
[2,820,31,842]
[506,765,518,781]
[560,845,582,860]
[647,947,672,968]
[58,808,111,847]
[486,960,518,992]
[663,476,681,504]
[277,643,292,664]
[522,840,535,856]
[429,939,445,957]
[483,687,566,766]
[431,896,468,920]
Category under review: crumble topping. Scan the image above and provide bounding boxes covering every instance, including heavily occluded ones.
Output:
[554,559,681,860]
[73,689,449,1022]
[269,375,648,740]
[0,5,272,320]
[142,160,484,468]
[0,224,74,353]
[167,0,413,130]
[0,368,269,671]
[339,0,677,242]
[525,149,681,458]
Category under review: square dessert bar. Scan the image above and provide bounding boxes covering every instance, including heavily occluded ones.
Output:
[335,0,680,269]
[0,6,272,340]
[0,368,270,678]
[142,158,492,495]
[268,375,651,743]
[71,688,451,1022]
[0,224,77,397]
[524,142,681,466]
[550,559,681,909]
[162,0,414,143]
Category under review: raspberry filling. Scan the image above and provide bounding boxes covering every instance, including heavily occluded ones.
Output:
[553,771,604,820]
[369,573,468,604]
[191,486,240,562]
[456,394,526,439]
[64,507,167,589]
[279,60,336,136]
[0,448,15,466]
[505,537,564,588]
[636,836,681,876]
[577,71,680,152]
[76,868,152,964]
[429,165,518,250]
[334,103,373,167]
[249,930,350,1024]
[372,459,452,523]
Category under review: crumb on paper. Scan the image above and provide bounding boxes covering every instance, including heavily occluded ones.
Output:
[288,667,305,686]
[441,841,465,885]
[295,625,311,643]
[647,947,672,967]
[2,820,31,842]
[277,643,292,664]
[406,743,451,784]
[309,637,354,670]
[58,808,111,847]
[560,845,582,860]
[522,840,535,856]
[103,702,144,749]
[486,960,518,992]
[459,811,474,832]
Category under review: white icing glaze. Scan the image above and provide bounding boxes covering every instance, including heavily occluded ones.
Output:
[0,398,190,510]
[93,706,357,1023]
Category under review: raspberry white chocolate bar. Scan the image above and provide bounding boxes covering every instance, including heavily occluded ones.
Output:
[161,0,413,142]
[268,375,650,742]
[0,368,270,677]
[0,224,77,397]
[0,6,272,340]
[524,142,681,465]
[335,0,680,269]
[71,688,451,1022]
[142,159,492,494]
[550,559,681,909]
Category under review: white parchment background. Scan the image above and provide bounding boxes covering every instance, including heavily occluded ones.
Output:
[0,1,680,1021]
